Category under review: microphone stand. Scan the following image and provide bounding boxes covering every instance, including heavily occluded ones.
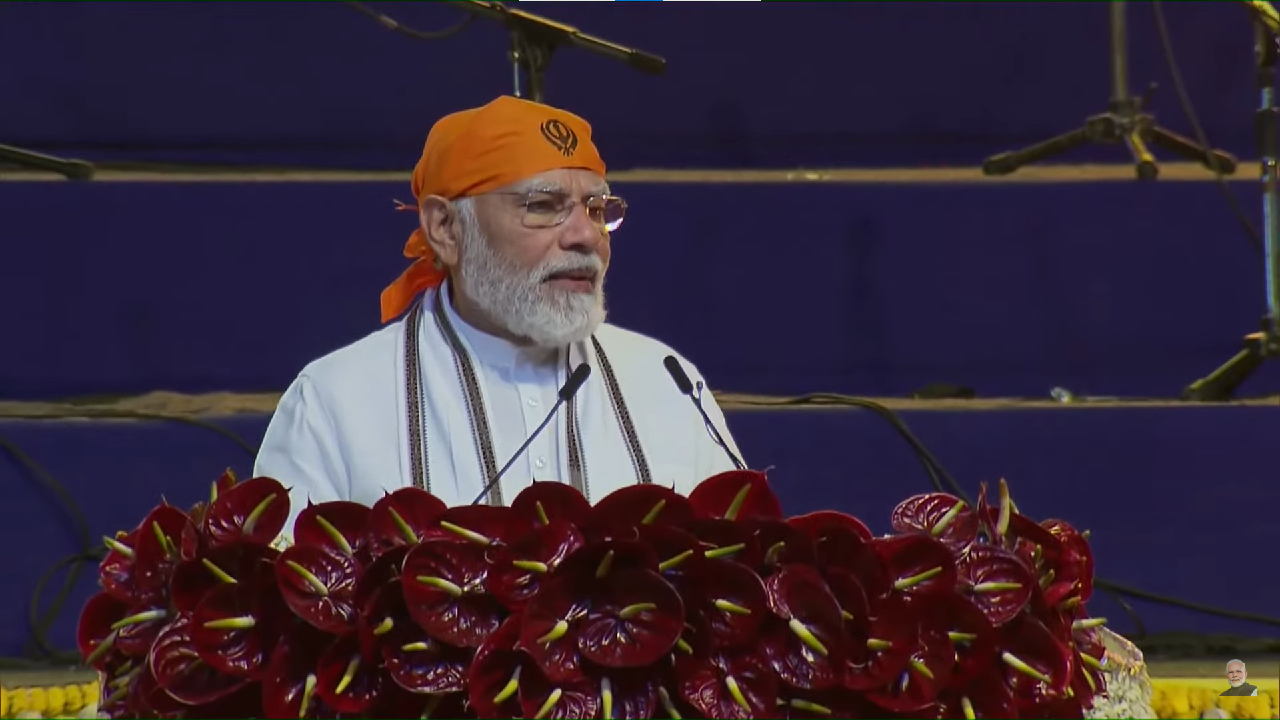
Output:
[982,2,1237,180]
[1181,14,1280,400]
[0,144,94,180]
[447,0,666,103]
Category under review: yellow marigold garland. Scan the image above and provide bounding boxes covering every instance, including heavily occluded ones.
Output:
[0,672,1273,718]
[0,681,98,719]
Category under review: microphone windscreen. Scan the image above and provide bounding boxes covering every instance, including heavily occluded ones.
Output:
[558,363,592,401]
[663,355,694,395]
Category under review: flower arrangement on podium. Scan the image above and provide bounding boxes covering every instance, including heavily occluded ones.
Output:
[78,469,1107,719]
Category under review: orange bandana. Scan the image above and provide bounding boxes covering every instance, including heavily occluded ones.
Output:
[379,95,607,323]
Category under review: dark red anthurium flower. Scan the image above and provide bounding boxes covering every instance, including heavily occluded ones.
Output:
[275,543,361,635]
[975,480,1064,559]
[748,519,817,572]
[761,566,847,691]
[957,543,1035,626]
[402,537,506,648]
[786,511,880,589]
[688,469,782,522]
[99,529,144,605]
[891,492,980,552]
[863,623,955,713]
[576,566,685,668]
[937,664,1018,719]
[294,500,372,563]
[421,504,514,546]
[365,487,447,558]
[170,541,278,615]
[820,567,870,633]
[511,480,594,529]
[1040,518,1095,602]
[583,483,696,540]
[132,504,195,599]
[515,541,683,683]
[362,579,470,695]
[314,633,384,715]
[675,650,778,719]
[468,616,528,719]
[998,614,1074,700]
[485,520,585,612]
[841,593,920,691]
[872,534,958,597]
[190,573,287,679]
[775,688,873,719]
[786,510,873,544]
[685,517,764,569]
[77,592,130,671]
[1069,626,1109,709]
[201,476,290,549]
[516,666,600,720]
[912,592,997,687]
[79,470,1102,720]
[149,613,251,705]
[260,624,335,720]
[676,556,770,652]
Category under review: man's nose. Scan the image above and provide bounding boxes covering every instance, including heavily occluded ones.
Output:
[560,204,605,251]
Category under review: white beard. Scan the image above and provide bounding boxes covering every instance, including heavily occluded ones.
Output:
[455,214,607,348]
[1229,679,1245,688]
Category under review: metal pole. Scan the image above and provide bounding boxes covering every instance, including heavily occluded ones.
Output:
[1110,2,1129,104]
[1257,26,1280,342]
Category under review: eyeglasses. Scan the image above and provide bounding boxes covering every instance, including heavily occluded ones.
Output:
[493,190,628,232]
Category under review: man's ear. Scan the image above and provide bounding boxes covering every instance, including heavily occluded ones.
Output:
[420,195,460,269]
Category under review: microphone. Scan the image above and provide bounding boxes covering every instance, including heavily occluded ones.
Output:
[470,362,592,505]
[662,355,746,470]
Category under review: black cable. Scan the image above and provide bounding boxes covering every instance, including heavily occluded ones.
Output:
[0,434,94,667]
[0,415,258,668]
[13,550,105,666]
[780,393,956,495]
[1095,578,1280,627]
[722,391,1280,629]
[343,1,474,41]
[1101,586,1149,640]
[1151,1,1264,253]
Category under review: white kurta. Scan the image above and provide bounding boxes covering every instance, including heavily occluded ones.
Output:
[254,285,744,535]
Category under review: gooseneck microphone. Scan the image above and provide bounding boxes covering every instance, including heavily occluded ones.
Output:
[662,355,746,470]
[470,363,592,505]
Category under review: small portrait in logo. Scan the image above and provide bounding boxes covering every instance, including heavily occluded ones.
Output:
[1221,658,1259,697]
[540,119,579,157]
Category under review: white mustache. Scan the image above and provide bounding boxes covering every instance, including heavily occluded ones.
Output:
[538,254,604,281]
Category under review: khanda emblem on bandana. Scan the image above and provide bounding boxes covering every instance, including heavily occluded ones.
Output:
[540,118,578,157]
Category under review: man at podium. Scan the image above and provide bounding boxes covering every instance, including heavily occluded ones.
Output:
[254,96,743,533]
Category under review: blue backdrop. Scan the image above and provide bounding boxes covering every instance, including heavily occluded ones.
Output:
[0,1,1264,169]
[2,179,1275,400]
